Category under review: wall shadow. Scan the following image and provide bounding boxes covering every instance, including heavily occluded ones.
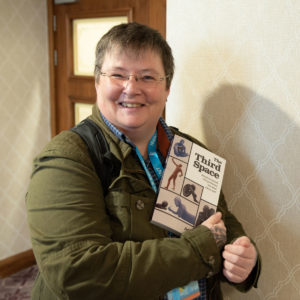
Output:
[201,84,300,298]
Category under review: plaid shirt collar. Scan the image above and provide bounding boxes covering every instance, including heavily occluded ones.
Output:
[100,112,173,148]
[100,112,173,190]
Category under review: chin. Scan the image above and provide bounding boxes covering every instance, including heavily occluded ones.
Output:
[118,118,146,129]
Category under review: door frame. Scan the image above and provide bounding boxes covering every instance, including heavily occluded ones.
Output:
[47,0,56,136]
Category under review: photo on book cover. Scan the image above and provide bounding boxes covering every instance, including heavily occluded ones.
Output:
[167,195,198,225]
[160,157,187,195]
[154,189,196,233]
[169,135,193,163]
[181,178,204,203]
[195,201,216,226]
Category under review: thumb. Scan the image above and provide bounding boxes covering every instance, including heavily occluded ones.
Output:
[233,236,250,247]
[210,211,222,223]
[201,211,222,228]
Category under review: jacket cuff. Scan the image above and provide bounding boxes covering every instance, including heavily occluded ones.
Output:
[182,225,221,278]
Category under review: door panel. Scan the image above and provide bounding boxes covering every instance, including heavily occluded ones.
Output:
[48,0,166,135]
[73,16,128,76]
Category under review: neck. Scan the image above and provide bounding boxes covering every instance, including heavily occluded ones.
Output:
[136,143,148,159]
[127,129,156,159]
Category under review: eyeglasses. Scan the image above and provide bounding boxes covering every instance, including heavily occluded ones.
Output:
[99,71,169,88]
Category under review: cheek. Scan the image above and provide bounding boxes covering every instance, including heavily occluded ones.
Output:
[155,91,169,108]
[98,83,122,101]
[147,88,168,103]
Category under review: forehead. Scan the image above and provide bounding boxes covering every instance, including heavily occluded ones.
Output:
[102,46,164,72]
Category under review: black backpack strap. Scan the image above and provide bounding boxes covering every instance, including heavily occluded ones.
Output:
[70,119,121,195]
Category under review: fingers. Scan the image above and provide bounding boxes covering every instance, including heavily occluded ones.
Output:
[222,253,254,283]
[223,258,251,282]
[222,251,252,283]
[233,236,251,247]
[224,238,256,260]
[223,268,245,283]
[223,248,251,269]
[222,238,257,283]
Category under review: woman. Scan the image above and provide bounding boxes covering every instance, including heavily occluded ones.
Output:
[26,22,260,300]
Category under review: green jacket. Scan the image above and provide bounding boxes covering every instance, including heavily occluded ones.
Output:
[26,105,260,300]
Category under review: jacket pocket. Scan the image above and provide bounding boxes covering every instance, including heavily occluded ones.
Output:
[105,191,132,241]
[104,190,164,242]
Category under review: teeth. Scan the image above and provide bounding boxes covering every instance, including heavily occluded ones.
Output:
[121,103,142,108]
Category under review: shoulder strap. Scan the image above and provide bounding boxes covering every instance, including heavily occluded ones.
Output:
[70,119,121,195]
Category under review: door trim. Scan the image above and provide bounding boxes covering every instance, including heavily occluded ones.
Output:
[0,249,35,278]
[47,0,56,136]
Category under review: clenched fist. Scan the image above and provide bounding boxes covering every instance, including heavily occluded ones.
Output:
[222,236,257,283]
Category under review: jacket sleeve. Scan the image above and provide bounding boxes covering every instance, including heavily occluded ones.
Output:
[26,131,223,300]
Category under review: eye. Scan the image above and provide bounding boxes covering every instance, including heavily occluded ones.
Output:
[141,75,156,82]
[111,73,127,80]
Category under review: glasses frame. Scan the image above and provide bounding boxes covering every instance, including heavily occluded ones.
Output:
[99,71,169,86]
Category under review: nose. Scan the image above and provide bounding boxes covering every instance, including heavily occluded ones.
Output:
[126,74,139,82]
[123,74,141,91]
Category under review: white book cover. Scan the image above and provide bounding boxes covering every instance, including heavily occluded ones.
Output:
[151,134,226,235]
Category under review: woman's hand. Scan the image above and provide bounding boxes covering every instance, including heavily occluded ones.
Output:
[222,236,257,283]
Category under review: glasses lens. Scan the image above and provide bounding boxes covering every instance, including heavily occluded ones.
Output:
[103,72,166,88]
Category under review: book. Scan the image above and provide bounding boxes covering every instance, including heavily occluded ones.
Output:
[151,134,226,235]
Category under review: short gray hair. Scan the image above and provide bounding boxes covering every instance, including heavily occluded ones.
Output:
[94,22,174,89]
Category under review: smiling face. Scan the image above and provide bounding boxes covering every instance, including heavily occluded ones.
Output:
[95,47,170,142]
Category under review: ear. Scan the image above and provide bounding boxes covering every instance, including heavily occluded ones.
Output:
[95,80,100,92]
[95,80,102,108]
[165,88,170,102]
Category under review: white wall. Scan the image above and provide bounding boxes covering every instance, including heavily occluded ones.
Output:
[166,1,300,299]
[0,0,51,259]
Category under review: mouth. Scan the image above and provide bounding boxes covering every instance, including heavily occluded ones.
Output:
[119,102,145,108]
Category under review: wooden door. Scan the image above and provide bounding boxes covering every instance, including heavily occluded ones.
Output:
[47,0,166,136]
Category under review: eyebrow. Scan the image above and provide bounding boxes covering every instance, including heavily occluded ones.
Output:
[109,66,160,74]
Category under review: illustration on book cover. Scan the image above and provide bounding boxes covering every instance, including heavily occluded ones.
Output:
[151,134,226,235]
